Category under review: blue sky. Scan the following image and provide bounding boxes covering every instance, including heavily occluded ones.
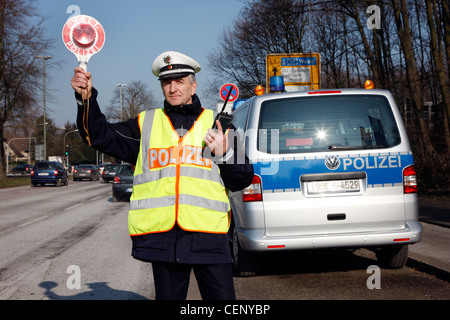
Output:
[36,0,244,126]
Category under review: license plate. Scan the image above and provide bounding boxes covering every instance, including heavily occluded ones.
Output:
[38,173,49,176]
[307,179,360,194]
[126,188,133,193]
[79,173,86,176]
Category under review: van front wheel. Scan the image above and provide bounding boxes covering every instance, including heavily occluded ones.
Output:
[375,244,409,269]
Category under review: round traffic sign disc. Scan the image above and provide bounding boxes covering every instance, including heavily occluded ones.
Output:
[62,15,105,57]
[220,83,239,102]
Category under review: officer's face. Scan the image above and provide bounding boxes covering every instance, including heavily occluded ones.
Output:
[161,76,197,107]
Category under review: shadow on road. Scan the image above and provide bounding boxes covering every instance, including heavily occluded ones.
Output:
[39,281,149,300]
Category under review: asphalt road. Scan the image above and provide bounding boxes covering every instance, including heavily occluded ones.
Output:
[0,180,153,300]
[0,180,448,302]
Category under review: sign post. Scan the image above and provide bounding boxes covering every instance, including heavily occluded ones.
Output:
[266,53,320,93]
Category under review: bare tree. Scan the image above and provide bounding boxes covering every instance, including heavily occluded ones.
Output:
[106,80,156,122]
[207,0,311,97]
[425,0,450,152]
[0,0,52,179]
[390,0,437,163]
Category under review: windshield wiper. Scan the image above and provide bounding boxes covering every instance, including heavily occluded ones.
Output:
[328,144,384,150]
[328,144,363,151]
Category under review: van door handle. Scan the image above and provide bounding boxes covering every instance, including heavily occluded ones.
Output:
[327,213,346,221]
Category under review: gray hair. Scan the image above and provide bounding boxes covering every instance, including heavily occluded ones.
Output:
[188,74,196,84]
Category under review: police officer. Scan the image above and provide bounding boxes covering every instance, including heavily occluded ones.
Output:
[71,51,254,300]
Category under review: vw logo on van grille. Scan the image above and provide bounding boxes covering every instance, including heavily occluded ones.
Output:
[325,155,340,170]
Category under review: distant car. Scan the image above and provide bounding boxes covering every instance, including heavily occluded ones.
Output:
[96,163,106,175]
[102,164,119,183]
[112,164,134,201]
[73,164,100,181]
[12,163,32,174]
[31,161,69,187]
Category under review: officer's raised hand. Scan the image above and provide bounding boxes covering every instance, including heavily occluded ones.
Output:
[71,67,93,100]
[204,120,229,157]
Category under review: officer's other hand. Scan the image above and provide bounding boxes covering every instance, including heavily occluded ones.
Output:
[204,120,229,157]
[71,67,93,100]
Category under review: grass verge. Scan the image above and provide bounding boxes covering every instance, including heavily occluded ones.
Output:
[0,176,31,189]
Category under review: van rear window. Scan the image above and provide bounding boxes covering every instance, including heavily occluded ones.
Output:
[258,95,401,154]
[35,162,56,170]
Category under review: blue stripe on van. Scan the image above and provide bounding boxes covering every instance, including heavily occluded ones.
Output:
[252,152,414,192]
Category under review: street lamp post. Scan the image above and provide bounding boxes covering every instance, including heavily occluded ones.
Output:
[116,83,126,121]
[35,55,52,161]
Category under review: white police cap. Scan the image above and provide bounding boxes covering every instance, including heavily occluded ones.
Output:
[152,51,201,80]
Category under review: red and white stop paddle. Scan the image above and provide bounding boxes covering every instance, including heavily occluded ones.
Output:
[62,15,105,71]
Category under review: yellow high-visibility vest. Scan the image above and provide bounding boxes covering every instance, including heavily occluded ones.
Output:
[128,108,231,236]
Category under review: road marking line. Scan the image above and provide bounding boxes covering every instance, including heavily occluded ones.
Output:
[18,215,48,227]
[64,203,83,211]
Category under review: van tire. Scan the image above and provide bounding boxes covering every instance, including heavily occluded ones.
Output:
[375,244,409,269]
[230,224,258,277]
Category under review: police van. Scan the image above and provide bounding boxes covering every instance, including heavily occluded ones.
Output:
[228,88,422,276]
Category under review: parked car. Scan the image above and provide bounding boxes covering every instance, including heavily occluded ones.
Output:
[73,164,100,181]
[112,164,134,201]
[102,164,119,183]
[12,163,32,174]
[31,161,69,187]
[229,88,422,276]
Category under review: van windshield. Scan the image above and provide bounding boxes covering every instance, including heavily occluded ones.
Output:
[258,94,401,154]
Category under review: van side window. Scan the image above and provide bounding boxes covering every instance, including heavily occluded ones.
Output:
[232,105,249,145]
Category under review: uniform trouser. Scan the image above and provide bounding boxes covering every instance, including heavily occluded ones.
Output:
[152,261,236,300]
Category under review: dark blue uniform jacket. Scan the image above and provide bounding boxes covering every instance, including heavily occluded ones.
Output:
[76,89,254,264]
